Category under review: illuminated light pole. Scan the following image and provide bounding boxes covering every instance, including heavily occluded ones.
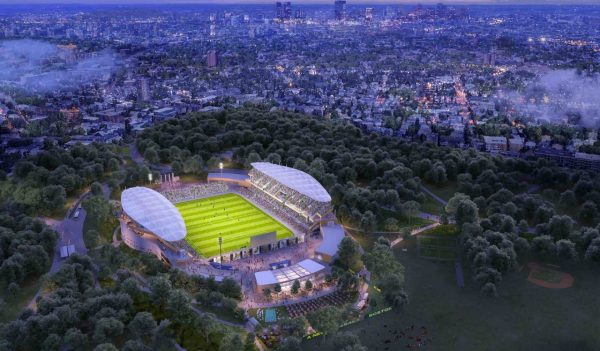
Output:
[148,172,153,185]
[219,162,223,179]
[218,235,223,269]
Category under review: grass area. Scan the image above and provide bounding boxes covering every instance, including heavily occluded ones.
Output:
[421,224,459,237]
[421,194,445,215]
[530,269,563,284]
[308,237,600,351]
[0,277,43,323]
[177,193,293,258]
[417,225,459,260]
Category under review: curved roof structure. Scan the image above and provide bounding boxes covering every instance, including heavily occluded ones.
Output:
[121,187,186,242]
[251,162,332,203]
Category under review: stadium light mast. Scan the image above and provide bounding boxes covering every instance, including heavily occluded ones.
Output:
[219,162,223,178]
[218,236,223,269]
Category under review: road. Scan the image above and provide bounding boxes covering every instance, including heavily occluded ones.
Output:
[29,184,111,310]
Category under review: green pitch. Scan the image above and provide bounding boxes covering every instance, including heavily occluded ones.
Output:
[176,193,293,258]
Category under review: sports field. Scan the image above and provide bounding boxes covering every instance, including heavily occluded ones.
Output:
[176,193,293,258]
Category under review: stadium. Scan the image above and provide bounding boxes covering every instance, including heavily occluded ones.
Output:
[119,162,337,265]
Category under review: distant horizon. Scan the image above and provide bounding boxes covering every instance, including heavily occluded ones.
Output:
[1,0,600,5]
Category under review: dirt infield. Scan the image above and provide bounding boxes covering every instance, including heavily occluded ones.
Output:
[527,262,574,289]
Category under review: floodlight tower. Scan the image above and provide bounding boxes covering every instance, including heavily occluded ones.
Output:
[218,235,223,269]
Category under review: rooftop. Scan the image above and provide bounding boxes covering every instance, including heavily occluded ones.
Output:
[121,187,186,242]
[251,162,332,203]
[254,259,325,286]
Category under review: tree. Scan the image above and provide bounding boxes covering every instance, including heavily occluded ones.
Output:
[94,344,119,351]
[93,317,124,344]
[42,334,61,351]
[584,238,600,262]
[219,333,244,351]
[122,339,146,351]
[291,280,301,295]
[337,237,361,271]
[277,336,301,351]
[144,148,159,164]
[547,215,574,240]
[262,288,271,299]
[307,306,342,336]
[244,332,257,351]
[128,312,157,339]
[219,278,242,299]
[481,282,497,297]
[403,200,421,225]
[91,182,103,196]
[556,239,578,262]
[580,201,598,223]
[277,317,306,338]
[445,193,470,216]
[530,235,557,260]
[455,199,479,227]
[304,279,313,291]
[40,185,66,211]
[64,328,88,350]
[149,276,172,307]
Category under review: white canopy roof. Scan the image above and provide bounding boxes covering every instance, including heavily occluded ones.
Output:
[251,162,332,203]
[121,187,186,242]
[254,259,325,286]
[316,223,345,257]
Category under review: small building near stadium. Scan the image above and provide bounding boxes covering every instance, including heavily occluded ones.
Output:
[254,259,326,293]
[120,187,191,265]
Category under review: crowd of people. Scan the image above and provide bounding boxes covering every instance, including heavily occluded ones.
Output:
[238,186,310,233]
[161,183,228,203]
[286,290,353,317]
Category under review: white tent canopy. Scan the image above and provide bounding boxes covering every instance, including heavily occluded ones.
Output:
[121,187,186,242]
[254,259,325,287]
[251,162,332,203]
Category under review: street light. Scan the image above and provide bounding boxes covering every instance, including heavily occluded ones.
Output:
[218,235,223,269]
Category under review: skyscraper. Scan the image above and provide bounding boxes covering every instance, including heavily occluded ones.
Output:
[334,0,346,21]
[207,50,218,68]
[365,8,373,22]
[276,2,292,21]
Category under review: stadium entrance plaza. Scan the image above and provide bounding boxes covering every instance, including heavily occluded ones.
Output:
[179,232,330,308]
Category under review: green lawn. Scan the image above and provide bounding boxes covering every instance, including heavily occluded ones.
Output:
[307,237,600,351]
[177,193,293,258]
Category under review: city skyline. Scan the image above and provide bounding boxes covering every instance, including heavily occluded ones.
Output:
[2,0,600,5]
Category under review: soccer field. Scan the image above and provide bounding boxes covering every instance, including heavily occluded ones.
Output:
[176,193,294,258]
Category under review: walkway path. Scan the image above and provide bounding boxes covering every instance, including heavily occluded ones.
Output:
[420,185,448,206]
[390,222,441,248]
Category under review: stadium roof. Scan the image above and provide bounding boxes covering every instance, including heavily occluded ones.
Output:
[121,187,186,242]
[251,162,332,203]
[254,259,325,286]
[316,223,345,257]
